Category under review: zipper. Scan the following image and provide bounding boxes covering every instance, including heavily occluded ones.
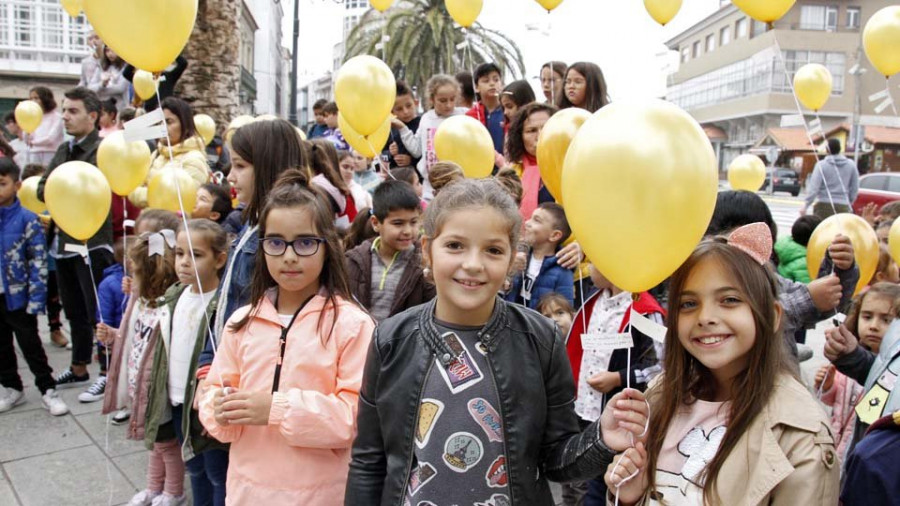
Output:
[484,344,513,503]
[399,357,434,506]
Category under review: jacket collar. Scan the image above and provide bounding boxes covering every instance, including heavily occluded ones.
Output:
[419,295,509,365]
[0,197,21,220]
[249,287,331,327]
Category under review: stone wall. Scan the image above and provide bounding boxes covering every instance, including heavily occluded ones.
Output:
[176,0,242,136]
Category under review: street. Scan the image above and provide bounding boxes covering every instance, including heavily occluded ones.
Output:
[761,191,806,240]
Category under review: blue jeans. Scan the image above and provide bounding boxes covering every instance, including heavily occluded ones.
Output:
[171,404,228,506]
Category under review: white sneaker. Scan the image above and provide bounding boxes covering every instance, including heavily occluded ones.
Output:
[112,408,131,425]
[78,376,107,403]
[151,493,187,506]
[0,389,25,413]
[128,489,161,506]
[41,389,68,416]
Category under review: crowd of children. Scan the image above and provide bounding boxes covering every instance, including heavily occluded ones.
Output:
[2,55,900,506]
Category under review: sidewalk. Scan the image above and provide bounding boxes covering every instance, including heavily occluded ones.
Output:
[0,319,151,506]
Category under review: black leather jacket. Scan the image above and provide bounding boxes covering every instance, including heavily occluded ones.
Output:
[345,297,616,505]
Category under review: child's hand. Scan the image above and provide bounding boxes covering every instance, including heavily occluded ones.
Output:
[808,274,842,312]
[95,323,113,346]
[556,241,583,270]
[390,117,405,130]
[512,252,527,274]
[824,324,858,361]
[213,388,229,426]
[862,202,878,227]
[604,442,648,505]
[121,275,132,295]
[587,371,622,394]
[221,390,273,426]
[600,389,649,452]
[193,379,207,411]
[393,154,412,167]
[828,234,854,271]
[814,364,836,392]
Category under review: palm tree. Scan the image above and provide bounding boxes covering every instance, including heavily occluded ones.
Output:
[344,0,525,96]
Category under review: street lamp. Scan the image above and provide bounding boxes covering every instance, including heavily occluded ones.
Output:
[848,58,867,165]
[284,0,342,127]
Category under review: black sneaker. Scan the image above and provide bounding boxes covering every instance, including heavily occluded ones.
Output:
[55,368,90,389]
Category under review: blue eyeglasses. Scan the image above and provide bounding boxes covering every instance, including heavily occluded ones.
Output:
[261,236,326,257]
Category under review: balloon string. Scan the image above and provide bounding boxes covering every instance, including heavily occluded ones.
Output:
[463,29,481,124]
[577,273,587,338]
[151,78,225,388]
[363,137,396,181]
[548,11,555,106]
[772,34,845,234]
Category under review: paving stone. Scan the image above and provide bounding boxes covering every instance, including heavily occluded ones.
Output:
[75,412,146,458]
[0,410,91,462]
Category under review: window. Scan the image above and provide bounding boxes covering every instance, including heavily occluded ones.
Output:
[887,176,900,193]
[847,7,860,29]
[706,34,715,53]
[800,5,839,30]
[720,26,731,46]
[692,40,700,59]
[861,175,888,190]
[751,19,767,38]
[14,4,35,47]
[736,17,748,38]
[681,46,690,63]
[826,6,838,31]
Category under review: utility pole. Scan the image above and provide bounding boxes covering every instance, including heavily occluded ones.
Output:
[849,45,866,166]
[288,0,300,126]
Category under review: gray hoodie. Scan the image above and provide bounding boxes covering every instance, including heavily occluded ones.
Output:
[805,154,860,207]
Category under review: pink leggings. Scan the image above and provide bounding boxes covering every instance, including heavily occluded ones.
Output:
[147,439,185,496]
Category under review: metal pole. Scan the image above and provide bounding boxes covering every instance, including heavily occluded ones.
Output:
[852,44,863,165]
[288,0,300,126]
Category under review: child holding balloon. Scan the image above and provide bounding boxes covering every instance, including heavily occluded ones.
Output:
[199,170,374,504]
[405,74,466,200]
[346,178,647,506]
[605,224,839,505]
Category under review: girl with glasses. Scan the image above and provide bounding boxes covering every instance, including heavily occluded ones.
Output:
[198,169,374,505]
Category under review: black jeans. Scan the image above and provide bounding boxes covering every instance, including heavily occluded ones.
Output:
[172,404,228,506]
[47,272,62,332]
[55,249,114,366]
[0,304,55,394]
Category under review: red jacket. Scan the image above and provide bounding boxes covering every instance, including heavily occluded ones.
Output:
[566,291,665,388]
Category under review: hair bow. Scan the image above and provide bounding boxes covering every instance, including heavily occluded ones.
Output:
[726,223,772,265]
[148,229,176,257]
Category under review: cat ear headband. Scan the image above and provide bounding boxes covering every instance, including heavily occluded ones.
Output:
[726,222,772,265]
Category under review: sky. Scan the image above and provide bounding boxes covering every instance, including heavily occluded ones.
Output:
[288,0,723,99]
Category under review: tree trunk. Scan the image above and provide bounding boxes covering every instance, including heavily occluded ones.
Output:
[176,0,241,135]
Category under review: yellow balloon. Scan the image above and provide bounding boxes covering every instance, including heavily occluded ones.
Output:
[434,115,495,179]
[147,164,199,214]
[889,217,900,267]
[15,101,43,134]
[727,154,766,192]
[807,214,878,294]
[371,0,393,12]
[194,114,216,146]
[335,55,395,136]
[731,0,795,24]
[82,0,197,73]
[445,0,483,27]
[793,63,832,111]
[133,70,158,101]
[97,131,152,196]
[536,108,591,204]
[60,0,84,17]
[339,113,391,158]
[643,0,682,25]
[225,115,255,144]
[863,6,900,77]
[562,99,717,293]
[45,162,111,241]
[535,0,563,12]
[18,177,46,215]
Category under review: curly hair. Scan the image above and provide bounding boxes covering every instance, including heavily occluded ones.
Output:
[506,102,557,164]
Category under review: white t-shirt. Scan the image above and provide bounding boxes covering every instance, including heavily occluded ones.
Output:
[168,288,216,406]
[519,255,544,302]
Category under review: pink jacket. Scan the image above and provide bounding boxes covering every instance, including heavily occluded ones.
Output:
[199,293,374,506]
[819,370,863,457]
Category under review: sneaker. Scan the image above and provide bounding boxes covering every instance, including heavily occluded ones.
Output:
[111,408,131,425]
[78,376,107,403]
[128,489,161,506]
[41,389,68,416]
[0,389,25,413]
[50,329,69,348]
[54,368,89,389]
[151,493,187,506]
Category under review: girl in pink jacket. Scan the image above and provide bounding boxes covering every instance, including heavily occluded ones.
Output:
[199,169,374,505]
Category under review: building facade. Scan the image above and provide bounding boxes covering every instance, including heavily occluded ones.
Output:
[665,0,898,175]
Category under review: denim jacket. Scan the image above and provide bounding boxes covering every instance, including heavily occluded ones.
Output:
[0,198,47,314]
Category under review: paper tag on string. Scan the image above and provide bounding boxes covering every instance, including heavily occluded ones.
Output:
[123,108,167,143]
[582,333,633,351]
[780,114,805,127]
[64,243,89,258]
[123,219,136,229]
[456,40,469,49]
[874,97,894,114]
[869,89,891,102]
[630,309,667,343]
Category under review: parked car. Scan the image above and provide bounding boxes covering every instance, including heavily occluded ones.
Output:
[852,172,900,215]
[759,168,801,196]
